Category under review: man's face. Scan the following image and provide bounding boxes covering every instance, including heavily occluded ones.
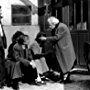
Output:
[49,23,55,29]
[24,36,29,45]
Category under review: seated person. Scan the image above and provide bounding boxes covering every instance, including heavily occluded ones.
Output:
[23,34,46,84]
[5,31,25,89]
[6,32,43,90]
[30,39,49,81]
[12,34,46,89]
[33,32,61,82]
[12,35,37,89]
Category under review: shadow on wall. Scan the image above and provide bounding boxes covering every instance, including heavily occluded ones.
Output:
[3,25,40,57]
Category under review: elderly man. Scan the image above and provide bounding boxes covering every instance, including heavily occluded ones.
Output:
[39,16,76,83]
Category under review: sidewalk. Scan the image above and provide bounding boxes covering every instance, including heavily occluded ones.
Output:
[2,74,90,90]
[2,65,90,90]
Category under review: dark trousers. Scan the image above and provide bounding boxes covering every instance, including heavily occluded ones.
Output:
[20,62,37,83]
[45,53,61,72]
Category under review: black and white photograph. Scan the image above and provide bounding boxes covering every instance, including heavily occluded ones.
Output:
[0,0,90,90]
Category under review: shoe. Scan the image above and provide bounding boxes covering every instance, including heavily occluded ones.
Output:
[63,73,71,84]
[57,76,64,83]
[12,85,19,90]
[6,83,11,87]
[31,80,46,86]
[56,72,64,83]
[0,82,5,89]
[11,82,19,90]
[0,85,4,89]
[41,76,50,81]
[31,81,41,86]
[36,80,46,85]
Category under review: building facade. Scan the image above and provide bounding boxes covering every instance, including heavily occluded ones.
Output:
[0,0,40,56]
[0,0,90,65]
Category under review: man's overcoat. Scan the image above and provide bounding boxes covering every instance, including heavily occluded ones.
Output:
[47,23,76,73]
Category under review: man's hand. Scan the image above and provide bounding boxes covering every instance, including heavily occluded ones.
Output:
[39,36,46,41]
[30,60,36,68]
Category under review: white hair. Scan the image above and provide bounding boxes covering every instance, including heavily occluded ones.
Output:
[47,16,59,25]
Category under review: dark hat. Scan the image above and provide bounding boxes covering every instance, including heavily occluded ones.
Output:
[17,35,24,44]
[12,31,24,42]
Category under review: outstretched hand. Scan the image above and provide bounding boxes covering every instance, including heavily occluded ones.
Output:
[39,36,46,41]
[30,60,36,68]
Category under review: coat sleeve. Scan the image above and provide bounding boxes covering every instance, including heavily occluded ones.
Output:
[46,27,67,42]
[13,45,29,64]
[28,49,34,60]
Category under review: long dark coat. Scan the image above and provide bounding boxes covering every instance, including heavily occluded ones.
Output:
[6,42,23,80]
[13,43,37,81]
[0,23,7,85]
[47,23,76,73]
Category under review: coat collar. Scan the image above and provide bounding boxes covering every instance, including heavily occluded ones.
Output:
[51,22,60,35]
[55,22,60,34]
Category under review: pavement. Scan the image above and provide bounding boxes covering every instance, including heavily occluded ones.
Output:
[1,67,90,90]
